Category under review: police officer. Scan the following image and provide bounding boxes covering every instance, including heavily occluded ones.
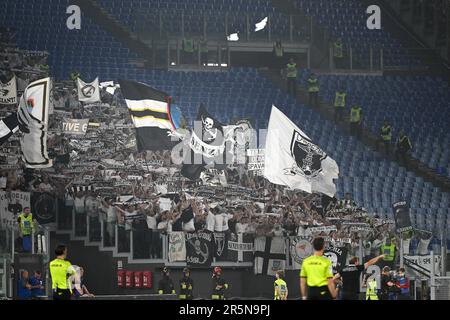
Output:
[286,58,298,97]
[158,267,176,295]
[365,275,379,300]
[377,120,392,155]
[49,244,79,300]
[274,270,288,300]
[17,207,35,253]
[395,131,412,169]
[333,38,344,69]
[349,105,362,138]
[300,237,337,300]
[179,267,194,300]
[211,266,228,300]
[307,73,320,107]
[334,88,347,123]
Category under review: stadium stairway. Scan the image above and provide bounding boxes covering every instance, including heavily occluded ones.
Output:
[260,68,450,194]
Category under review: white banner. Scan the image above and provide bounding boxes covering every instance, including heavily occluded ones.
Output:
[0,76,17,105]
[77,77,101,103]
[405,255,441,277]
[168,232,187,262]
[308,225,337,234]
[62,119,89,136]
[0,191,31,226]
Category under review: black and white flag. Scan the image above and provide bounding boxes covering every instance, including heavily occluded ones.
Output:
[62,118,89,136]
[17,77,53,168]
[185,231,213,267]
[324,245,348,272]
[289,236,313,270]
[119,80,182,151]
[0,113,19,145]
[227,232,254,262]
[0,76,17,106]
[213,232,228,261]
[392,201,413,233]
[77,77,100,103]
[181,105,226,180]
[264,106,339,197]
[31,192,57,225]
[254,236,286,276]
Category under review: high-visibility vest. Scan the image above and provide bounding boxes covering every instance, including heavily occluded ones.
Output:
[366,279,379,300]
[307,78,319,92]
[334,42,343,58]
[350,107,361,123]
[381,126,392,141]
[274,279,288,300]
[381,244,395,261]
[183,38,194,53]
[18,213,34,236]
[334,92,346,107]
[286,63,297,78]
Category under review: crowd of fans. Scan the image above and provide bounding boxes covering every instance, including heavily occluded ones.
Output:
[0,26,404,262]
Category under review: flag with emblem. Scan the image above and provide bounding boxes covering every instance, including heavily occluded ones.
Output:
[0,113,19,145]
[76,77,100,103]
[264,105,339,197]
[289,236,313,270]
[17,77,52,168]
[254,236,286,275]
[119,80,182,151]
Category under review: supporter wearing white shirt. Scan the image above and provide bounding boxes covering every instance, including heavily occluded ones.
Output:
[214,212,233,232]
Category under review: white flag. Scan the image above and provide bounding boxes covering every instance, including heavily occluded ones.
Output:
[0,76,17,106]
[17,77,52,168]
[77,77,100,103]
[264,106,339,197]
[168,231,187,262]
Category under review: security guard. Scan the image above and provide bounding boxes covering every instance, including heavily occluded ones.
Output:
[158,267,176,295]
[380,238,396,269]
[395,131,412,169]
[378,120,392,155]
[49,244,78,300]
[334,38,344,69]
[334,89,347,123]
[307,73,320,107]
[17,207,35,253]
[179,267,194,300]
[211,267,228,300]
[274,270,288,300]
[286,58,298,97]
[349,105,362,138]
[365,276,379,300]
[273,40,284,69]
[300,237,337,300]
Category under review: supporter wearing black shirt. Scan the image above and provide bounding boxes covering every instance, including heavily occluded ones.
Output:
[336,254,385,300]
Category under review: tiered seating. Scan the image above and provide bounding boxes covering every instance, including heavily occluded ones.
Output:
[97,0,296,40]
[298,71,450,177]
[296,0,421,67]
[0,0,139,80]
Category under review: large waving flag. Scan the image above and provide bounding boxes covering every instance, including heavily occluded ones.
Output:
[119,80,182,151]
[17,77,52,168]
[181,104,226,180]
[264,105,339,197]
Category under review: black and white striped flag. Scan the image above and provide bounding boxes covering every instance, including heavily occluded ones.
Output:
[0,113,19,145]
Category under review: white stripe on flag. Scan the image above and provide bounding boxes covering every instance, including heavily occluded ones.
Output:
[125,99,168,113]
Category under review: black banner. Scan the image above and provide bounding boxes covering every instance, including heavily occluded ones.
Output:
[324,245,348,272]
[393,201,413,233]
[185,231,213,267]
[31,192,57,225]
[213,232,229,261]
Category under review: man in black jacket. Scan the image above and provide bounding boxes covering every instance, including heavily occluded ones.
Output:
[395,131,412,169]
[179,267,194,300]
[211,267,228,300]
[158,267,175,295]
